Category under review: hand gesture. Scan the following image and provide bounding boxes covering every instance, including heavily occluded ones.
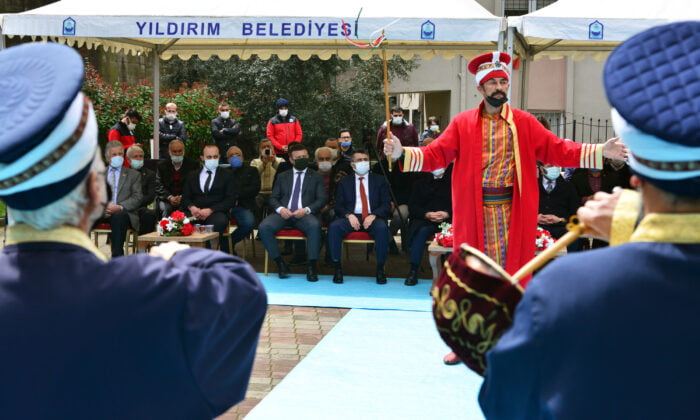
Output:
[292,208,307,219]
[347,214,361,230]
[602,137,628,161]
[280,208,293,220]
[362,214,376,230]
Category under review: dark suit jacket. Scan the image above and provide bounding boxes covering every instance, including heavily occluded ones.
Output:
[181,168,237,214]
[334,172,392,219]
[106,167,142,230]
[269,168,326,214]
[136,167,156,209]
[230,164,260,210]
[155,157,201,201]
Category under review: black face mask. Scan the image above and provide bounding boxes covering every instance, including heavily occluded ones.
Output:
[485,91,508,107]
[293,157,309,170]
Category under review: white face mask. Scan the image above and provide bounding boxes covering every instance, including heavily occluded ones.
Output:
[392,116,403,125]
[220,111,230,119]
[353,161,370,175]
[279,109,288,117]
[127,122,136,131]
[318,161,332,172]
[130,159,144,170]
[110,155,124,168]
[430,125,439,131]
[170,155,184,164]
[432,168,445,177]
[165,112,177,121]
[204,159,219,171]
[544,167,561,180]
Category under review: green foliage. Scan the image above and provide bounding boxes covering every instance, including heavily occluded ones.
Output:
[162,54,417,159]
[0,200,5,220]
[82,59,236,158]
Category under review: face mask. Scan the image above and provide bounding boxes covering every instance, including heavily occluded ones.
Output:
[432,168,445,177]
[220,111,230,119]
[318,161,332,172]
[279,109,288,118]
[127,122,136,131]
[610,159,626,170]
[392,116,403,125]
[110,156,124,168]
[354,161,370,175]
[485,93,508,108]
[293,157,309,170]
[130,159,144,170]
[229,156,243,168]
[544,167,561,180]
[204,159,219,171]
[341,141,352,148]
[430,125,439,131]
[170,155,184,163]
[165,112,176,121]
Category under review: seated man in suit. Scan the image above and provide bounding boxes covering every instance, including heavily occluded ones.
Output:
[126,145,158,235]
[258,143,326,282]
[328,148,392,284]
[226,146,260,254]
[96,140,143,257]
[155,139,200,217]
[181,144,237,254]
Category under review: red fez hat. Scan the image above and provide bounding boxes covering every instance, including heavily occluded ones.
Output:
[468,52,512,85]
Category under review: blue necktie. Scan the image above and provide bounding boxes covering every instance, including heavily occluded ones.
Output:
[289,171,302,212]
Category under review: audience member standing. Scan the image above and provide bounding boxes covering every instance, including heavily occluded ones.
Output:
[376,105,418,156]
[108,108,142,159]
[266,98,302,160]
[211,102,241,162]
[158,102,187,159]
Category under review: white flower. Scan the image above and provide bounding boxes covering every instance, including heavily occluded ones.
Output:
[183,218,190,224]
[166,221,176,232]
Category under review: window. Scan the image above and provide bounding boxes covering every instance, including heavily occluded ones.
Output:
[504,0,558,16]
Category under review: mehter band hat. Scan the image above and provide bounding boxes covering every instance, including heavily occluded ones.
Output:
[604,21,700,197]
[0,42,98,210]
[468,52,511,85]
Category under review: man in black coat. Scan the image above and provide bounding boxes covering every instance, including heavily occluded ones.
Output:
[155,140,201,217]
[226,146,260,254]
[181,145,237,253]
[211,103,240,163]
[158,102,187,159]
[538,163,581,251]
[404,165,453,286]
[126,145,158,235]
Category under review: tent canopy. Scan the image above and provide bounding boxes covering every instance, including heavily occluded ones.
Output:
[1,0,504,60]
[509,0,700,60]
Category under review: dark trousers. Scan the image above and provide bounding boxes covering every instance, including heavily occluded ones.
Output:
[328,216,389,266]
[259,213,321,260]
[409,224,439,267]
[137,208,158,235]
[191,211,229,253]
[98,210,130,257]
[230,205,255,245]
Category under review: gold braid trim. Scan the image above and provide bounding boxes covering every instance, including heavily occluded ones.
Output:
[501,104,522,197]
[610,189,641,246]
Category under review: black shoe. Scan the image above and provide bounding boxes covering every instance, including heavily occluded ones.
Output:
[289,255,307,266]
[276,259,290,279]
[332,265,344,284]
[307,263,318,282]
[376,266,387,284]
[404,268,418,286]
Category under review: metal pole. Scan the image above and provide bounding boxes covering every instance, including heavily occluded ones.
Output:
[152,47,160,159]
[506,26,514,104]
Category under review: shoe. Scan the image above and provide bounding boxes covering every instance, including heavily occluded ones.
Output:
[307,263,318,282]
[276,259,290,279]
[404,268,418,286]
[376,266,387,285]
[332,265,344,284]
[288,255,307,266]
[443,351,462,366]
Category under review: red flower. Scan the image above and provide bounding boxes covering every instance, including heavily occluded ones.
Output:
[159,219,170,228]
[170,211,186,221]
[181,223,194,236]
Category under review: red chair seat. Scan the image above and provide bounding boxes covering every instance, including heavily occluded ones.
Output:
[276,229,306,238]
[229,218,238,225]
[94,222,111,230]
[344,231,373,241]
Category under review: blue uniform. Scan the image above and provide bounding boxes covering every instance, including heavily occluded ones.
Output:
[0,226,267,420]
[479,213,700,419]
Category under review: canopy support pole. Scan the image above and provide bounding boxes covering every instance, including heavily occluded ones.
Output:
[506,26,514,106]
[152,47,160,159]
[0,26,5,50]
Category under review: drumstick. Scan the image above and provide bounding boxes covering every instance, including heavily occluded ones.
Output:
[511,218,586,282]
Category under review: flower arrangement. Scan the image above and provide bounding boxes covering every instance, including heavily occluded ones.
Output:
[434,222,454,248]
[536,227,557,251]
[157,210,194,237]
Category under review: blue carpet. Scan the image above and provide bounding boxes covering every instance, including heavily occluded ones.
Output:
[246,309,485,420]
[258,273,433,312]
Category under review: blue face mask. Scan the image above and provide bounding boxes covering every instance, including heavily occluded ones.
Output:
[110,155,124,168]
[229,156,243,168]
[544,167,561,180]
[341,141,352,148]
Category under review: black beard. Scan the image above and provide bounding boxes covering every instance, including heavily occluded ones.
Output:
[485,92,508,107]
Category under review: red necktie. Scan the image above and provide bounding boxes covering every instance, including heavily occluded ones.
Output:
[359,176,369,221]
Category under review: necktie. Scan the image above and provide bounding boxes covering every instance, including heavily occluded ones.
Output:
[359,176,369,221]
[546,180,554,193]
[109,169,117,204]
[289,171,302,212]
[204,170,212,193]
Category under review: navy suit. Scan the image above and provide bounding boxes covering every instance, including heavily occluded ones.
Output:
[329,172,392,265]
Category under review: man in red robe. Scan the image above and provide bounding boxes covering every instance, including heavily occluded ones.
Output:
[384,51,627,364]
